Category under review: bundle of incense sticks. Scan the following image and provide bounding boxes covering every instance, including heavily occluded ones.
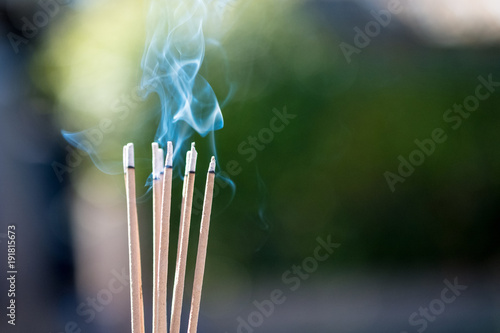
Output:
[123,142,216,333]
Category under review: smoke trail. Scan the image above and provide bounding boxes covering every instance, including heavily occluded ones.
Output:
[61,0,236,181]
[140,0,234,170]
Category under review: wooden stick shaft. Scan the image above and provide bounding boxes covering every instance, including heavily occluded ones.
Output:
[152,176,161,333]
[155,167,173,333]
[125,168,145,333]
[187,171,215,333]
[170,172,196,333]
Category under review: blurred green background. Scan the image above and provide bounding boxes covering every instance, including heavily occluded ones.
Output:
[0,0,499,332]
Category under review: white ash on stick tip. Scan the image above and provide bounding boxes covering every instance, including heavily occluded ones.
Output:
[184,150,192,176]
[123,143,135,172]
[166,141,173,167]
[182,149,192,196]
[157,148,164,175]
[152,142,160,179]
[127,143,134,167]
[123,145,127,173]
[209,156,216,172]
[189,142,197,173]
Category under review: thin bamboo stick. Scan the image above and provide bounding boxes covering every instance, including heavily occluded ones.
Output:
[152,143,162,333]
[170,143,197,333]
[187,157,216,333]
[155,142,173,333]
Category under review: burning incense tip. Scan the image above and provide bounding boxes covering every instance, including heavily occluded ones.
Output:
[157,148,164,175]
[123,143,135,171]
[166,141,173,167]
[189,142,197,173]
[209,156,216,172]
[152,143,160,179]
[185,151,192,174]
[182,150,192,196]
[123,146,127,173]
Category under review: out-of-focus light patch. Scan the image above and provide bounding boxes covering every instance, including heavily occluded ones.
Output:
[73,166,124,207]
[393,0,500,46]
[33,0,145,129]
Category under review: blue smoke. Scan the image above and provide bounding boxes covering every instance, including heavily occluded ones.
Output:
[141,0,232,166]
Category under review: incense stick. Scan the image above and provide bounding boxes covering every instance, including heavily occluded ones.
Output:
[170,143,197,333]
[152,143,163,333]
[155,142,173,333]
[123,143,145,333]
[187,157,216,333]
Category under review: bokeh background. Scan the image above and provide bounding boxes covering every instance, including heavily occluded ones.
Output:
[0,0,499,332]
